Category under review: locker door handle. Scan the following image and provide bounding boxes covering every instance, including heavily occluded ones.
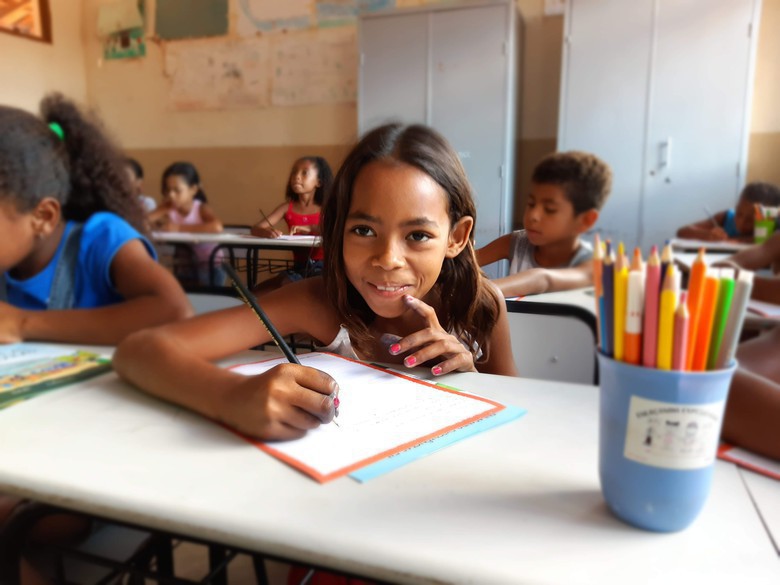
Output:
[659,138,672,169]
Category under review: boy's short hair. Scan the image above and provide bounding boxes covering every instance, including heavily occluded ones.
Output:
[740,182,780,207]
[532,151,612,214]
[125,157,144,180]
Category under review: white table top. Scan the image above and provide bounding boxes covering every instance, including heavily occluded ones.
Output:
[513,287,597,316]
[0,347,776,584]
[740,468,780,554]
[670,237,751,253]
[152,231,320,248]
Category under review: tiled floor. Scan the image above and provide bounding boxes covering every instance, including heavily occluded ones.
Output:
[147,540,290,584]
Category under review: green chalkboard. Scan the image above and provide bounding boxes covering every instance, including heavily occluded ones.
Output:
[156,0,228,40]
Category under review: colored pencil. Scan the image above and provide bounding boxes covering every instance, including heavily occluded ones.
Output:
[602,242,615,357]
[642,246,661,367]
[593,233,603,349]
[624,269,644,365]
[685,248,707,370]
[715,270,755,369]
[613,244,628,361]
[659,241,673,291]
[691,269,720,371]
[707,269,736,370]
[673,293,689,371]
[656,264,678,370]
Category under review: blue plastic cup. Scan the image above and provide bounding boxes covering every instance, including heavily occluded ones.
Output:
[597,353,737,532]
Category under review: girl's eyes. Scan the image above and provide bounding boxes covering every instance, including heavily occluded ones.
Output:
[351,225,375,237]
[544,208,557,214]
[407,231,432,242]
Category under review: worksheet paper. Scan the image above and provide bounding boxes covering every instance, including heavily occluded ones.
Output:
[231,353,504,482]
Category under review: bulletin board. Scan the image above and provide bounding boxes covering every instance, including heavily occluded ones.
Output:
[159,0,440,111]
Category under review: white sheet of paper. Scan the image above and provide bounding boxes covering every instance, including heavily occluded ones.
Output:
[232,353,502,481]
[747,299,780,318]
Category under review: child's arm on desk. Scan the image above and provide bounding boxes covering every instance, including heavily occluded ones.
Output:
[492,263,593,298]
[722,232,780,274]
[114,279,338,440]
[676,212,729,241]
[722,368,780,462]
[475,234,512,267]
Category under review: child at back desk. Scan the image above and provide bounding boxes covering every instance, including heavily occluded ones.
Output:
[114,123,518,441]
[124,157,157,213]
[251,156,333,293]
[148,161,225,287]
[0,93,192,585]
[476,151,612,297]
[717,233,780,461]
[676,181,780,242]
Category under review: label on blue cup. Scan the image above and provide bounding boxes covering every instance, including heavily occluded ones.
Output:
[623,396,725,470]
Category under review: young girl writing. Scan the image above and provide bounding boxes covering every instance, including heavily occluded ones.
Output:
[251,156,333,293]
[0,94,191,345]
[114,123,518,441]
[0,93,192,584]
[148,162,225,287]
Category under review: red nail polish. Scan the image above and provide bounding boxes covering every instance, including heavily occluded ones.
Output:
[432,366,442,375]
[405,356,417,367]
[333,397,340,408]
[390,343,401,354]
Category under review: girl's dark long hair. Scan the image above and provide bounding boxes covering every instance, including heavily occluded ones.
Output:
[285,156,334,206]
[321,123,501,361]
[0,93,146,234]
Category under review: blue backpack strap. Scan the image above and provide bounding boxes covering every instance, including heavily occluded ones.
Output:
[0,273,5,303]
[48,223,84,310]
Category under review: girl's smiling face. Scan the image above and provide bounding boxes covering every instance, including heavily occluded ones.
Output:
[342,160,471,320]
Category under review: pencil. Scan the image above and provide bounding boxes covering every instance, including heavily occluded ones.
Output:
[685,248,707,370]
[691,268,720,371]
[715,270,754,369]
[593,233,603,349]
[602,242,615,357]
[613,244,628,361]
[659,241,673,291]
[624,269,644,365]
[707,269,735,370]
[672,293,689,371]
[656,264,678,370]
[642,246,661,368]
[222,261,300,365]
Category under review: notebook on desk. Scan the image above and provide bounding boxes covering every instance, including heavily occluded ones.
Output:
[746,299,780,319]
[230,352,517,483]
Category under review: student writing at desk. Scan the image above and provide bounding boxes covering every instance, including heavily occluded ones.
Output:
[718,233,780,461]
[0,94,192,585]
[115,123,517,441]
[676,182,780,242]
[476,151,612,297]
[148,162,226,287]
[251,156,333,293]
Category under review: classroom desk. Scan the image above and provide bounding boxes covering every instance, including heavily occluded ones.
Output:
[151,232,321,288]
[740,468,780,555]
[670,237,751,253]
[0,346,777,583]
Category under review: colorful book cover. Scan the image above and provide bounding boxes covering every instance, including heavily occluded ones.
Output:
[0,344,111,409]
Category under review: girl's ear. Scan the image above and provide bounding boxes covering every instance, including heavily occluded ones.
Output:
[32,197,61,238]
[445,216,474,258]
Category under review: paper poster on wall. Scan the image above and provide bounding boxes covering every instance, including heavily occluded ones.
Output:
[164,37,271,110]
[101,0,146,60]
[316,0,394,28]
[270,27,357,106]
[236,0,312,36]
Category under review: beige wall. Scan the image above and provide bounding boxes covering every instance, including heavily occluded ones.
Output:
[77,0,777,226]
[0,0,87,112]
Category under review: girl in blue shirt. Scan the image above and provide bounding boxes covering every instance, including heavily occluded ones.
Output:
[0,93,191,345]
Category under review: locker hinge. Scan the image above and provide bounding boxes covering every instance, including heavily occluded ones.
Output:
[748,23,753,38]
[736,162,741,177]
[499,165,504,179]
[502,42,507,56]
[360,53,365,67]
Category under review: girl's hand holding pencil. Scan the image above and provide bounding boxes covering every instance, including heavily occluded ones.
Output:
[218,364,338,441]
